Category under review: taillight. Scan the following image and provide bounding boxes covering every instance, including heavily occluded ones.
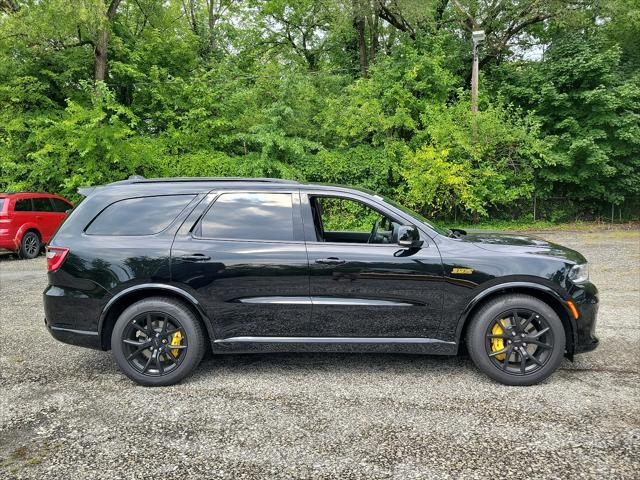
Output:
[46,247,69,272]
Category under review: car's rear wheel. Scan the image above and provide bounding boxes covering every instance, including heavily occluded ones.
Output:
[111,297,206,386]
[18,231,41,259]
[466,294,565,386]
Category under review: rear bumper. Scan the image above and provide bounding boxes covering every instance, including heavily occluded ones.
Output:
[45,317,102,350]
[0,235,18,251]
[572,282,599,354]
[43,284,107,350]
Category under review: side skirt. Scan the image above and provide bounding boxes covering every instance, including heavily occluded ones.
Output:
[211,337,457,355]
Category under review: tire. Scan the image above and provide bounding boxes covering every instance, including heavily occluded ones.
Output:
[18,231,41,259]
[111,297,207,386]
[466,294,565,386]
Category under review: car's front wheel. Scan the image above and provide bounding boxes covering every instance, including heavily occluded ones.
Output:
[111,297,206,386]
[466,294,566,386]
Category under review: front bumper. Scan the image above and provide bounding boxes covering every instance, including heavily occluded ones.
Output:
[571,281,599,354]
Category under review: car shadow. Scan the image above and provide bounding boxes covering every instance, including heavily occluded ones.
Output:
[0,251,44,262]
[189,351,474,379]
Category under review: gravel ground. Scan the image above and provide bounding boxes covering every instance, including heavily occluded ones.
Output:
[1,229,639,479]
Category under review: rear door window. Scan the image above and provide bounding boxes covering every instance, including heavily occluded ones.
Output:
[33,198,55,212]
[198,193,294,241]
[86,195,195,236]
[14,198,33,211]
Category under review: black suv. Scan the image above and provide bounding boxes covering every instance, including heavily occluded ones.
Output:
[44,177,598,386]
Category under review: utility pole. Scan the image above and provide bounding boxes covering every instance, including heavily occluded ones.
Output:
[471,30,485,113]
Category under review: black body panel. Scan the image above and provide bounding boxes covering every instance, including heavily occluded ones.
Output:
[43,177,598,359]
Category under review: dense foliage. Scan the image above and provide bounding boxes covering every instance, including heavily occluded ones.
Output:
[1,0,638,221]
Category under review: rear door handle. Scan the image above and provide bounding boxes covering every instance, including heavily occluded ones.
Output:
[315,257,345,265]
[180,254,211,262]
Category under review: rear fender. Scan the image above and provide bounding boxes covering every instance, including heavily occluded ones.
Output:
[98,283,216,349]
[16,223,41,246]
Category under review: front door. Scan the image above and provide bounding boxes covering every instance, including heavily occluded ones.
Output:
[170,190,311,340]
[302,192,444,339]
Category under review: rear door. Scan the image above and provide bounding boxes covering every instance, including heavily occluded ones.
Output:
[32,197,60,242]
[11,197,35,239]
[49,197,73,236]
[170,189,311,340]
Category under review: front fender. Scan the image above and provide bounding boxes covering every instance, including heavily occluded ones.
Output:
[454,280,577,354]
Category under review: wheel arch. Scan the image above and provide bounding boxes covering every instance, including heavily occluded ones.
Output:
[17,224,42,243]
[456,282,576,358]
[98,284,214,350]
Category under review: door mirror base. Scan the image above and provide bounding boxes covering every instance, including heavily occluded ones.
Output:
[396,225,422,248]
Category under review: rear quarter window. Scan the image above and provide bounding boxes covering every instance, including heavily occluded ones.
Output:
[86,195,195,236]
[52,198,73,212]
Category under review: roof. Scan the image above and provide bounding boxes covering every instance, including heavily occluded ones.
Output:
[80,176,376,198]
[0,192,68,198]
[108,176,300,186]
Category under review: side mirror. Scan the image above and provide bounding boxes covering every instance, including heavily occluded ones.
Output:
[397,225,422,248]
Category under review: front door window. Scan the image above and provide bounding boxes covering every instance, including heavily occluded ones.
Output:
[311,196,399,244]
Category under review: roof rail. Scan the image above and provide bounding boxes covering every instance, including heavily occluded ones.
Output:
[108,176,300,185]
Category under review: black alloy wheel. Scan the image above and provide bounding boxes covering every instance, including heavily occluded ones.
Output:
[122,312,188,376]
[466,294,565,386]
[485,309,554,375]
[111,297,206,386]
[19,231,41,259]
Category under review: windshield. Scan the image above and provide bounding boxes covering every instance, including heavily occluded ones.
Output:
[382,197,452,237]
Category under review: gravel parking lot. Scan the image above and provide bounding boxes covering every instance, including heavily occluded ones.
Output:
[1,229,639,479]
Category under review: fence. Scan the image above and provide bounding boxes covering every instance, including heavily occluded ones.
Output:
[439,195,640,225]
[531,196,640,223]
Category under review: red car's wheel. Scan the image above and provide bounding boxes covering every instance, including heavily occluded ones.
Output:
[18,231,41,259]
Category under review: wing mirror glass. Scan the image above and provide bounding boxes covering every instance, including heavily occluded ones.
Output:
[397,225,422,248]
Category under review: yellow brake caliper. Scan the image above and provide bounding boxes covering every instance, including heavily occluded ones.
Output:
[491,320,507,360]
[170,331,183,358]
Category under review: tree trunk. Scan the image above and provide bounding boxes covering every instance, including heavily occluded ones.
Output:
[208,0,216,52]
[0,0,20,14]
[354,8,368,77]
[94,29,108,81]
[93,0,122,82]
[368,10,379,65]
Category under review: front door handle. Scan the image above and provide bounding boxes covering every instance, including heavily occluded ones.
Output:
[315,257,346,265]
[180,254,211,262]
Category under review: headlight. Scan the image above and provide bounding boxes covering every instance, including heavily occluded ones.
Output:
[569,263,589,283]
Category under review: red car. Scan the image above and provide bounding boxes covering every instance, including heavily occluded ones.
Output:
[0,192,73,259]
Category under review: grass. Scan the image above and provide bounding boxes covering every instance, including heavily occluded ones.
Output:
[0,442,58,473]
[435,219,640,232]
